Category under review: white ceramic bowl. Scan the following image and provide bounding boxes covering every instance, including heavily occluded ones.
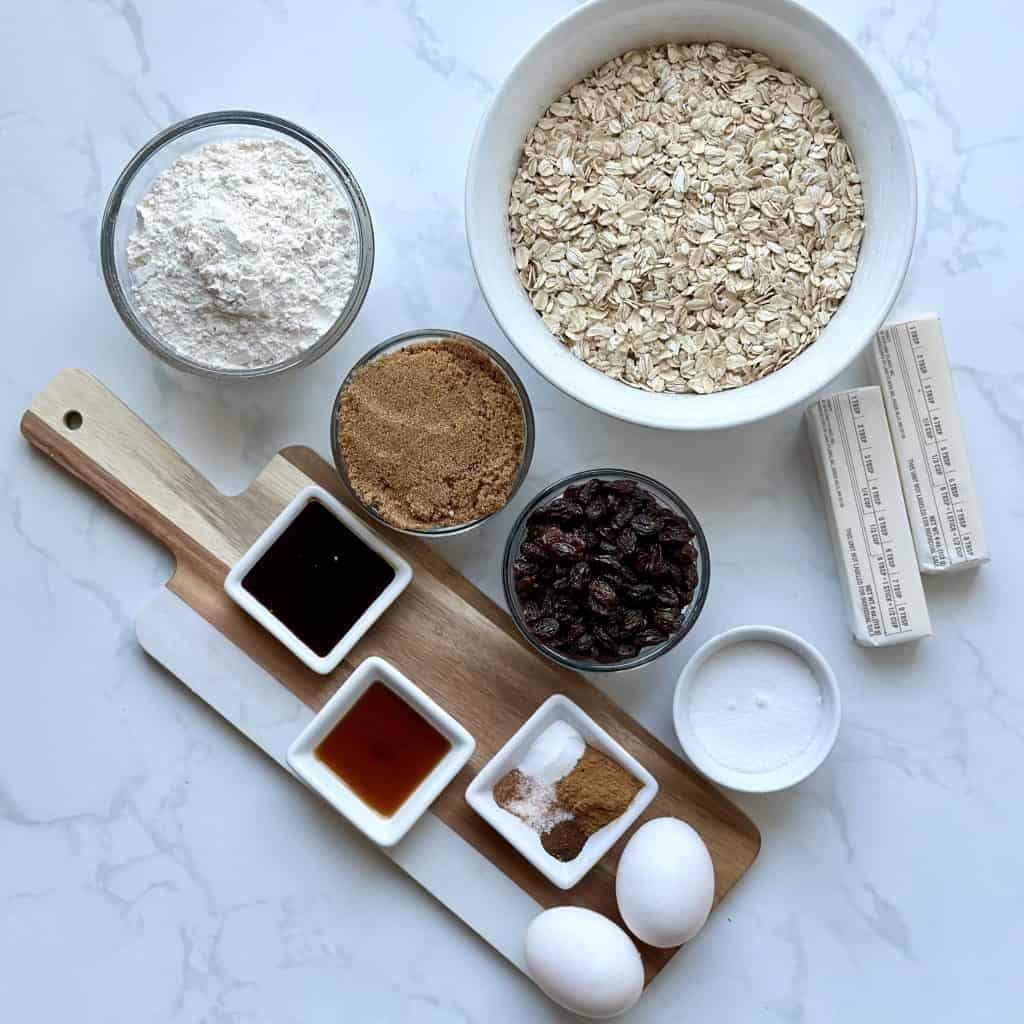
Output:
[466,694,658,889]
[224,485,412,675]
[465,0,916,430]
[673,625,840,792]
[287,656,476,847]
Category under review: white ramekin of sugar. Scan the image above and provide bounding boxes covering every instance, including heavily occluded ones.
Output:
[673,625,841,793]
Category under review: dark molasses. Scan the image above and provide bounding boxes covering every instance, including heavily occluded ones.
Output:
[242,499,395,657]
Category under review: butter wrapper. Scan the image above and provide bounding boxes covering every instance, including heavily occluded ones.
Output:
[871,314,989,572]
[806,387,932,646]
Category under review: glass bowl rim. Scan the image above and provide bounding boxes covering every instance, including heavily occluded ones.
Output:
[99,109,375,381]
[330,328,537,537]
[501,468,711,673]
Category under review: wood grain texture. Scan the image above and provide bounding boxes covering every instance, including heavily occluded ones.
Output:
[22,369,760,984]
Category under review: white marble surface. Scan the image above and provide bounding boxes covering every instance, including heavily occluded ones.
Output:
[1,1,1021,1020]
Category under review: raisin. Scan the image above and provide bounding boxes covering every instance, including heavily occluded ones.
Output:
[588,578,618,614]
[659,522,691,544]
[584,497,607,521]
[547,540,579,560]
[565,622,585,644]
[631,513,659,536]
[531,617,561,642]
[526,511,549,532]
[621,609,644,634]
[544,498,584,522]
[520,540,548,562]
[590,553,625,576]
[652,608,681,634]
[520,601,541,624]
[537,526,565,548]
[675,544,697,565]
[569,562,591,590]
[617,528,637,556]
[654,585,680,608]
[623,583,656,604]
[513,557,540,576]
[607,479,637,495]
[544,528,585,561]
[636,544,667,577]
[515,574,538,595]
[635,629,666,645]
[575,633,594,655]
[611,505,634,531]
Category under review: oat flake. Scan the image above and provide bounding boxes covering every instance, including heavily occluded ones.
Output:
[508,42,865,394]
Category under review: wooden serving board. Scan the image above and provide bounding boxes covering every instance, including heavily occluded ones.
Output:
[21,369,760,986]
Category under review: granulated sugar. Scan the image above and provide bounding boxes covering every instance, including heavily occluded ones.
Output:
[688,640,823,772]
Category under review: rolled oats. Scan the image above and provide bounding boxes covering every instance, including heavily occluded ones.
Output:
[508,43,865,394]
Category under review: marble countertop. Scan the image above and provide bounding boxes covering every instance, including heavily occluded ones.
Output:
[2,1,1021,1020]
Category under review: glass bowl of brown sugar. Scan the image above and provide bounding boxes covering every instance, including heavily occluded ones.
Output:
[331,329,536,536]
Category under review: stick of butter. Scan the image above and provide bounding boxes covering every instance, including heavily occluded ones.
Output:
[806,387,932,646]
[871,314,989,572]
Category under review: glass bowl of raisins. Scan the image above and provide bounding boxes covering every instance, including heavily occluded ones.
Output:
[503,470,710,672]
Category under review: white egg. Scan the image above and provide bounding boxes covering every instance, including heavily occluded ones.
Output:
[524,906,644,1019]
[615,817,715,948]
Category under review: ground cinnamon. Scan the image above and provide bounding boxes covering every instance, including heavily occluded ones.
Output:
[556,746,642,835]
[337,337,525,530]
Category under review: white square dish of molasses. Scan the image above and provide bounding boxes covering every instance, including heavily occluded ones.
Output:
[224,485,412,674]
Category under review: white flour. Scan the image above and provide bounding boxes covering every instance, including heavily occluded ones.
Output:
[127,138,358,370]
[688,640,823,773]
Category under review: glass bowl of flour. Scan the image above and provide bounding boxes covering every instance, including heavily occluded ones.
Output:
[101,110,374,379]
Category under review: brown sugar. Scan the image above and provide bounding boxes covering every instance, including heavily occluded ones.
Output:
[337,337,526,530]
[556,746,642,835]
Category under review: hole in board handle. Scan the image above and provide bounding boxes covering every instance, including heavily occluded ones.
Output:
[64,410,83,430]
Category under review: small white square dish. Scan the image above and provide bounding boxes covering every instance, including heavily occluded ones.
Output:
[287,656,475,847]
[224,484,412,675]
[466,694,657,889]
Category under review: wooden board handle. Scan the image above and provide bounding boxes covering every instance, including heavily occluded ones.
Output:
[20,369,237,567]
